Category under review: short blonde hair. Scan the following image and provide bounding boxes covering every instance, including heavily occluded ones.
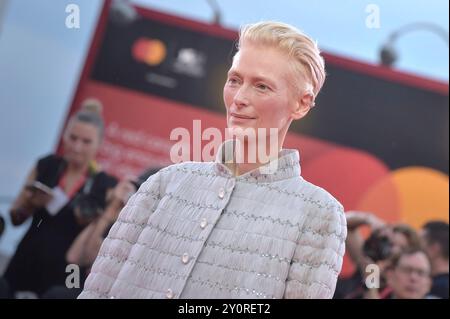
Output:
[238,21,326,106]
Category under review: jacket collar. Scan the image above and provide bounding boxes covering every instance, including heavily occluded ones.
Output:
[214,140,301,182]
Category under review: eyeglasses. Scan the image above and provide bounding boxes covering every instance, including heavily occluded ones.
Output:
[396,265,430,278]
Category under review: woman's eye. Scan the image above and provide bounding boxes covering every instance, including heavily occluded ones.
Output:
[256,84,269,91]
[227,78,239,85]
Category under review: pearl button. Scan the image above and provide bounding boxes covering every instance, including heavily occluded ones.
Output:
[166,288,174,299]
[200,218,207,229]
[218,188,225,199]
[182,253,190,264]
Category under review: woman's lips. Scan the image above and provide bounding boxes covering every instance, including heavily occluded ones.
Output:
[230,113,256,120]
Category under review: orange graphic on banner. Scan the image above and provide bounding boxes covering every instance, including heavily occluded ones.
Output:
[132,38,167,66]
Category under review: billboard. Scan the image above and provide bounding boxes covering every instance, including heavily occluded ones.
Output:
[60,2,449,276]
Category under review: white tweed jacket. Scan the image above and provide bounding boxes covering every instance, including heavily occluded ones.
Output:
[79,145,347,299]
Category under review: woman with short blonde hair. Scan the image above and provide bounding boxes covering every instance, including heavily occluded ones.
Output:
[80,21,346,299]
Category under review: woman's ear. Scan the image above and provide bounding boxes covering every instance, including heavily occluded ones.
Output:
[291,91,313,120]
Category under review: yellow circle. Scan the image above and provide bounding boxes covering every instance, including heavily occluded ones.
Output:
[390,167,448,229]
[145,39,166,66]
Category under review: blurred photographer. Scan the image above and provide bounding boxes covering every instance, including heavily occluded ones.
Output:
[66,178,136,270]
[1,102,117,298]
[334,211,421,299]
[66,167,161,277]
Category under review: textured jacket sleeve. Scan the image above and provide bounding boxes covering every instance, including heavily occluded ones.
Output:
[78,170,165,298]
[283,201,347,299]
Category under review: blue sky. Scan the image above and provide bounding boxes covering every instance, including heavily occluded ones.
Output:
[0,0,448,255]
[136,0,449,80]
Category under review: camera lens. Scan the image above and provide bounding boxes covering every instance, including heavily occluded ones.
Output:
[363,232,393,262]
[73,194,101,220]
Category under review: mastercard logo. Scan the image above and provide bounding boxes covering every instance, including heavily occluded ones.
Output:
[297,143,449,277]
[302,148,449,229]
[132,38,167,66]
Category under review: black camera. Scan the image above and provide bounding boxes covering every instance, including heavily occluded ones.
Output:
[72,193,102,221]
[71,175,104,221]
[362,229,393,262]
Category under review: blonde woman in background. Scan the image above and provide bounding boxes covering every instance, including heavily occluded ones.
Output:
[1,102,117,298]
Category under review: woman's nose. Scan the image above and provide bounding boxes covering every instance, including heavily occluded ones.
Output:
[233,86,250,108]
[73,140,84,151]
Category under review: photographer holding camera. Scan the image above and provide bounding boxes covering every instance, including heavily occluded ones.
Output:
[66,179,136,270]
[334,211,422,299]
[1,102,117,298]
[66,167,161,275]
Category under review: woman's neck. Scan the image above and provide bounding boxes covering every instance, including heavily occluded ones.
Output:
[227,140,282,176]
[227,162,259,177]
[66,162,89,175]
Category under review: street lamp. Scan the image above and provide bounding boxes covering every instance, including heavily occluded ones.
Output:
[206,0,222,25]
[379,22,449,67]
[110,0,139,26]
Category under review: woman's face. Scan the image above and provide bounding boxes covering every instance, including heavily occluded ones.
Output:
[223,42,308,146]
[63,121,101,167]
